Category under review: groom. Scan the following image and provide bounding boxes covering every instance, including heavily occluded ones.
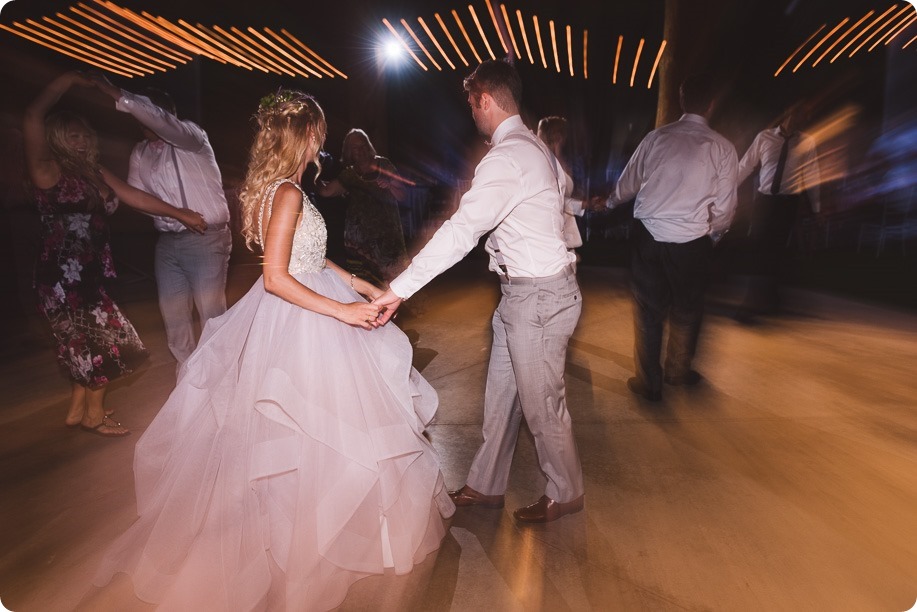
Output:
[373,60,584,523]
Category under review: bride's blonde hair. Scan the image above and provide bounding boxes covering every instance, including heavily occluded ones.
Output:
[239,90,326,250]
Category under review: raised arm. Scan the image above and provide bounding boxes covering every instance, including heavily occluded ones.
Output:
[89,74,205,151]
[23,71,92,189]
[98,167,206,233]
[261,183,382,329]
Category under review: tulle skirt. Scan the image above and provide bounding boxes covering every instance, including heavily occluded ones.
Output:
[94,267,454,611]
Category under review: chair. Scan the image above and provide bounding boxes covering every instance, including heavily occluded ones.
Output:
[857,186,917,256]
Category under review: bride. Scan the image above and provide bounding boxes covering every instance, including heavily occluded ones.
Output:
[94,90,454,610]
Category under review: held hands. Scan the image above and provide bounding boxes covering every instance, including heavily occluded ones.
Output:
[338,301,385,330]
[585,195,609,213]
[371,289,403,327]
[179,210,207,234]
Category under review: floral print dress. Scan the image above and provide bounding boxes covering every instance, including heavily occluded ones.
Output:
[33,174,148,389]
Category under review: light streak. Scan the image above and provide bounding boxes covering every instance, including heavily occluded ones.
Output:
[418,17,456,69]
[435,13,469,66]
[468,5,496,60]
[533,15,547,69]
[647,39,666,88]
[613,35,622,83]
[630,37,644,87]
[500,4,521,59]
[452,9,482,63]
[516,10,534,64]
[793,18,847,71]
[485,0,508,54]
[775,24,825,76]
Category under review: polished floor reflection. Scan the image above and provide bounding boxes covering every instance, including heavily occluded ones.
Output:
[1,262,915,611]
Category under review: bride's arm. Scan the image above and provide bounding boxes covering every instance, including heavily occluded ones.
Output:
[325,259,383,301]
[262,183,381,329]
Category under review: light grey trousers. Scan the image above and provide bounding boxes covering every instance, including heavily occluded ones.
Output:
[154,227,231,366]
[466,267,585,503]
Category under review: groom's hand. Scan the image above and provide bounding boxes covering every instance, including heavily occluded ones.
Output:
[372,289,403,326]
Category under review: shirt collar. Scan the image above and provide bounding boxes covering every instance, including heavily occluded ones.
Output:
[491,115,524,145]
[679,113,709,126]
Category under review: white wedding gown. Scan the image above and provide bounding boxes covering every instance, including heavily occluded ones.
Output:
[94,179,454,611]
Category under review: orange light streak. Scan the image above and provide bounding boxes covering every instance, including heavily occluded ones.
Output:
[418,17,456,69]
[583,29,588,79]
[232,26,307,75]
[796,18,848,70]
[452,10,483,64]
[566,25,574,76]
[630,37,644,87]
[0,22,136,77]
[814,14,866,66]
[613,35,622,83]
[188,23,264,72]
[903,32,917,48]
[873,10,916,49]
[775,24,825,76]
[647,39,665,88]
[401,19,441,70]
[500,5,521,59]
[42,15,162,73]
[849,5,900,58]
[200,25,272,73]
[533,15,547,69]
[55,12,176,71]
[75,3,191,63]
[485,0,508,54]
[24,18,151,74]
[150,16,229,64]
[215,26,294,75]
[884,14,917,45]
[249,27,323,76]
[468,6,496,60]
[830,11,875,62]
[549,20,560,72]
[100,4,211,57]
[516,10,534,64]
[861,4,912,53]
[435,13,469,66]
[280,28,346,78]
[263,27,331,76]
[382,18,428,71]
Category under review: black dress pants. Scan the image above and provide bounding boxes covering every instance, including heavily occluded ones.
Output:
[630,220,713,393]
[742,193,803,313]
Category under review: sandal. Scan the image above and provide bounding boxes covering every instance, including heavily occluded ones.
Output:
[79,417,130,438]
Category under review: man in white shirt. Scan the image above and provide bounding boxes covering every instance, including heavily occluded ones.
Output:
[93,77,232,368]
[592,74,738,401]
[373,60,584,524]
[736,108,821,318]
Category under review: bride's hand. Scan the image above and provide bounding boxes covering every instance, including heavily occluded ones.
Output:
[336,302,383,330]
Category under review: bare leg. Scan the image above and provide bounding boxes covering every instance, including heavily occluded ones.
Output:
[65,383,86,426]
[82,386,129,435]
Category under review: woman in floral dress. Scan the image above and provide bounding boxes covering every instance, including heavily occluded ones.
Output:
[24,72,206,436]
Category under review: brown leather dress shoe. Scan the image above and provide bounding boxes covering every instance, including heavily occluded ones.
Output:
[448,485,505,509]
[513,495,584,523]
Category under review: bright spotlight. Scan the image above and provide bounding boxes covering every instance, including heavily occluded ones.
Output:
[384,40,404,61]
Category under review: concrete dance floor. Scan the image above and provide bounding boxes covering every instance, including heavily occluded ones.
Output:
[1,261,915,611]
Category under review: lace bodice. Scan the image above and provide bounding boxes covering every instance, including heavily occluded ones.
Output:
[259,179,327,274]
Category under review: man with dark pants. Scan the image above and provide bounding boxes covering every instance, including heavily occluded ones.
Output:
[92,76,232,370]
[373,60,585,523]
[736,108,821,319]
[593,74,738,401]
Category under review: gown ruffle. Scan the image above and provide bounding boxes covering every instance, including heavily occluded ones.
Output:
[94,266,454,611]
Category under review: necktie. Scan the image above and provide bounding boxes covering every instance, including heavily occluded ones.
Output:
[770,133,790,195]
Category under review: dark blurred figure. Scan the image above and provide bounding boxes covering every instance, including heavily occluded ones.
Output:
[302,149,345,262]
[537,116,585,254]
[736,106,821,320]
[591,74,738,401]
[319,129,409,285]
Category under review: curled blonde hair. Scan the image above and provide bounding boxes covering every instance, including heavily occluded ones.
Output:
[239,90,326,251]
[45,111,108,203]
